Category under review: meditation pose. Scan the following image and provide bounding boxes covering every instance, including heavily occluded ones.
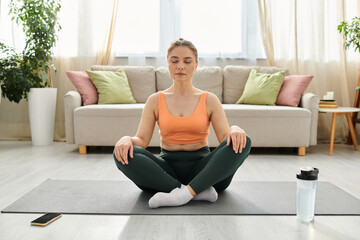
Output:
[114,38,251,208]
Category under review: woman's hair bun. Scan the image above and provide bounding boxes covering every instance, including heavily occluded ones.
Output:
[167,38,198,62]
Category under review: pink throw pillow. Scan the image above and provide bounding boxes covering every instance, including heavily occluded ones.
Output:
[66,71,98,105]
[276,75,313,107]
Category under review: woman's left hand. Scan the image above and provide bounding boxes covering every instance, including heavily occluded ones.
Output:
[227,125,247,153]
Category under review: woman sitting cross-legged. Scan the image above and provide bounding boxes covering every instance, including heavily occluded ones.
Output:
[113,38,251,208]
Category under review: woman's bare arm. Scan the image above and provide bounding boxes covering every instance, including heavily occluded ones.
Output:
[207,92,246,153]
[114,93,158,164]
[207,93,230,143]
[131,93,158,148]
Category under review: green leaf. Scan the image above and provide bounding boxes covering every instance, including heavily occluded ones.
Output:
[356,86,360,92]
[339,17,360,53]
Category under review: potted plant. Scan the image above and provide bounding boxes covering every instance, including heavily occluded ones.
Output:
[0,0,61,145]
[338,16,360,91]
[0,43,31,104]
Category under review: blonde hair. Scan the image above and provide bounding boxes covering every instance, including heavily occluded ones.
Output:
[167,38,198,62]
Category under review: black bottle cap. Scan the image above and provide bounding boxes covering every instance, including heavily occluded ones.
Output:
[296,167,319,180]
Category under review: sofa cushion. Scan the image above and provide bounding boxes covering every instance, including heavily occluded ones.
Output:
[74,104,145,117]
[276,75,313,107]
[223,66,289,104]
[66,71,98,105]
[74,104,146,146]
[223,104,311,147]
[156,66,223,102]
[222,104,311,118]
[91,65,156,103]
[236,69,285,106]
[87,69,136,104]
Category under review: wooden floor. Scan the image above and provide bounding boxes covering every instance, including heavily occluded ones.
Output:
[0,141,359,240]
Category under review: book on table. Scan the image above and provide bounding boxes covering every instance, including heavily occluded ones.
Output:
[319,99,338,108]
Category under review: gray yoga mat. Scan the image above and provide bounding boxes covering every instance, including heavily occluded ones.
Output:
[2,179,360,215]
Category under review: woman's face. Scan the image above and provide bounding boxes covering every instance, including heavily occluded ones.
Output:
[167,46,198,82]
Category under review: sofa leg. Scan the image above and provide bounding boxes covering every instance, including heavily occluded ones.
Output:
[79,145,87,154]
[298,147,306,156]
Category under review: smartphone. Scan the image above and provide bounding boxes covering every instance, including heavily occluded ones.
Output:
[30,213,62,226]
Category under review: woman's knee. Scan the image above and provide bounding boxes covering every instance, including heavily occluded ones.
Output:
[222,135,251,153]
[113,145,148,169]
[244,135,251,152]
[235,135,251,158]
[225,135,251,161]
[113,145,145,160]
[113,151,124,170]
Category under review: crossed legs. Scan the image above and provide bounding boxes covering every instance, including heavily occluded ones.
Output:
[114,136,251,208]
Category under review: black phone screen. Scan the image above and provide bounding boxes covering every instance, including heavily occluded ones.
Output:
[31,213,62,224]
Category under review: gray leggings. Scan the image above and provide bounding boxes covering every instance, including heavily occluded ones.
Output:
[114,136,251,194]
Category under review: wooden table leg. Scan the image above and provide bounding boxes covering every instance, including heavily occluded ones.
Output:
[347,111,358,145]
[329,113,337,155]
[345,113,358,150]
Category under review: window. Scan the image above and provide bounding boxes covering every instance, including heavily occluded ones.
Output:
[114,0,265,59]
[113,0,160,54]
[180,0,243,56]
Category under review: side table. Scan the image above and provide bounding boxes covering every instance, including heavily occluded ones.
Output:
[319,107,360,155]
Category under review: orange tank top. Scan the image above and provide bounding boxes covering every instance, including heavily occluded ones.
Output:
[157,91,210,145]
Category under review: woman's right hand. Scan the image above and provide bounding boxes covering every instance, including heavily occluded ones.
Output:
[114,136,133,165]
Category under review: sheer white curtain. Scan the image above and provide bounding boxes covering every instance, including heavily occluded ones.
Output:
[258,0,360,143]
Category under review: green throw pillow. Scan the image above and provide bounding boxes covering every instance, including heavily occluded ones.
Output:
[86,69,136,104]
[236,69,285,105]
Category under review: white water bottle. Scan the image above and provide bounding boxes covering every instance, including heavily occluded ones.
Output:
[296,167,319,223]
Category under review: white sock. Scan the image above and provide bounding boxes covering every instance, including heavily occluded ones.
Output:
[192,186,218,202]
[149,185,193,208]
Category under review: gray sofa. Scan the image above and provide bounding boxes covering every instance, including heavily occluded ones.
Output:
[64,65,319,155]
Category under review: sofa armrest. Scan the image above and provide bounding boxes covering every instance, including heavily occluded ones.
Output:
[300,93,320,146]
[64,91,82,144]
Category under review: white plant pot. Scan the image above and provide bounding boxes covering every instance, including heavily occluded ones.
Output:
[28,88,57,146]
